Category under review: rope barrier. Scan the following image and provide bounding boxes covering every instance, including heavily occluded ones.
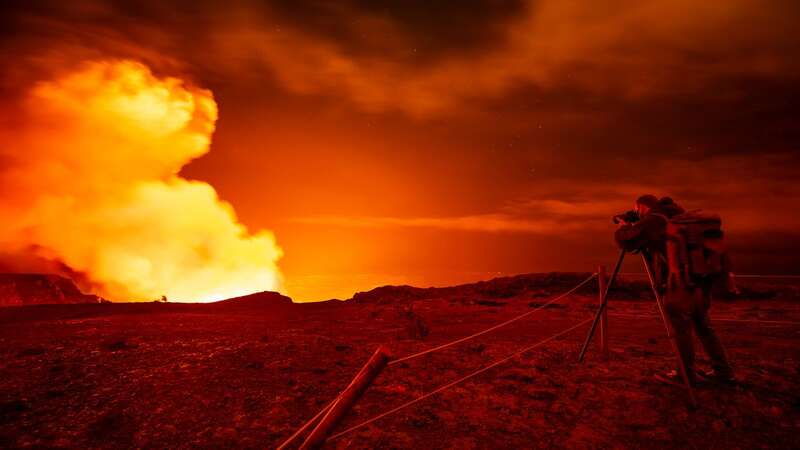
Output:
[610,313,800,327]
[277,270,796,447]
[276,273,597,448]
[388,273,597,366]
[327,317,593,442]
[279,266,796,447]
[732,274,800,279]
[619,272,800,279]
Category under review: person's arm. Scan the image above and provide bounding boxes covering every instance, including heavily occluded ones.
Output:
[615,222,644,243]
[614,215,664,251]
[614,219,648,251]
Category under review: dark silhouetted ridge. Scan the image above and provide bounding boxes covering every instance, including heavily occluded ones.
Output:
[209,291,293,310]
[0,273,102,307]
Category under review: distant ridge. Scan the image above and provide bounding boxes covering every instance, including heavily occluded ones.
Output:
[0,273,102,307]
[349,272,600,304]
[209,291,293,309]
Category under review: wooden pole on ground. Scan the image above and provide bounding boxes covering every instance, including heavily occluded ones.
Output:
[299,346,392,450]
[579,249,625,362]
[598,265,609,359]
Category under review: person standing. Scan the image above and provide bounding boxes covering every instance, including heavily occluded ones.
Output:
[615,195,734,384]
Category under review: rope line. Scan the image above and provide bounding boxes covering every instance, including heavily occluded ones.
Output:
[279,269,796,447]
[388,273,597,366]
[327,317,592,442]
[275,397,338,450]
[610,313,800,326]
[619,272,800,279]
[276,274,597,448]
[733,274,800,279]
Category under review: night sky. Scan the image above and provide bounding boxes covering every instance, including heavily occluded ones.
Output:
[2,1,799,301]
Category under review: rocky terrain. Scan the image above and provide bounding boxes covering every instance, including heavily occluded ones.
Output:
[0,273,797,449]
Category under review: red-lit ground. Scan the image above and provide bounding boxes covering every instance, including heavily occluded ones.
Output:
[0,274,798,448]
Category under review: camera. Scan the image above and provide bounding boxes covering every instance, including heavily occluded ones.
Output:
[612,209,640,225]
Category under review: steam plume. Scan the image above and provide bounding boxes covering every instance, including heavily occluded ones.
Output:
[0,60,283,302]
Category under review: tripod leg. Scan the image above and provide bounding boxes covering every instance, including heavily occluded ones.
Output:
[578,249,625,362]
[641,252,698,408]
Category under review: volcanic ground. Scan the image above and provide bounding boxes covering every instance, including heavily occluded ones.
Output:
[0,273,798,449]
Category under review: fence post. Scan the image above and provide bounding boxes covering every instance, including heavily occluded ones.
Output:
[299,346,392,450]
[598,265,609,359]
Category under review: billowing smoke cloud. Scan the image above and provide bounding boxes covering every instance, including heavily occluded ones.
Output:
[0,60,283,302]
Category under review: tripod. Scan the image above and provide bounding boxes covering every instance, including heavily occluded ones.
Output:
[578,248,697,407]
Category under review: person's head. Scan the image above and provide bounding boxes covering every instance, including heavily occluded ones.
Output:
[635,194,659,217]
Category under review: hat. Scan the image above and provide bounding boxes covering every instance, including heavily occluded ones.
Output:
[635,194,659,208]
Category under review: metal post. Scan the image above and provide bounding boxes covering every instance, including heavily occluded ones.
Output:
[598,265,609,359]
[640,252,697,408]
[579,249,625,362]
[300,346,392,449]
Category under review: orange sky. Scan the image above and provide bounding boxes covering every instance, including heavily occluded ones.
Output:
[1,1,800,301]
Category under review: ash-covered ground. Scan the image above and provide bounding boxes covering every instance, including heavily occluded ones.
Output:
[0,273,798,449]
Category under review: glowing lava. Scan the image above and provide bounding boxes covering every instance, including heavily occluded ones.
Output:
[0,60,283,302]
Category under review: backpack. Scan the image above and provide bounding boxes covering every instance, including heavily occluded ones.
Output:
[665,210,731,285]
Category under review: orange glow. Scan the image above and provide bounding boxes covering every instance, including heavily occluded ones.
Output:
[0,61,283,302]
[1,1,798,302]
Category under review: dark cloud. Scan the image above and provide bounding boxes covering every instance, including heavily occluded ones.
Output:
[268,0,528,59]
[6,1,800,112]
